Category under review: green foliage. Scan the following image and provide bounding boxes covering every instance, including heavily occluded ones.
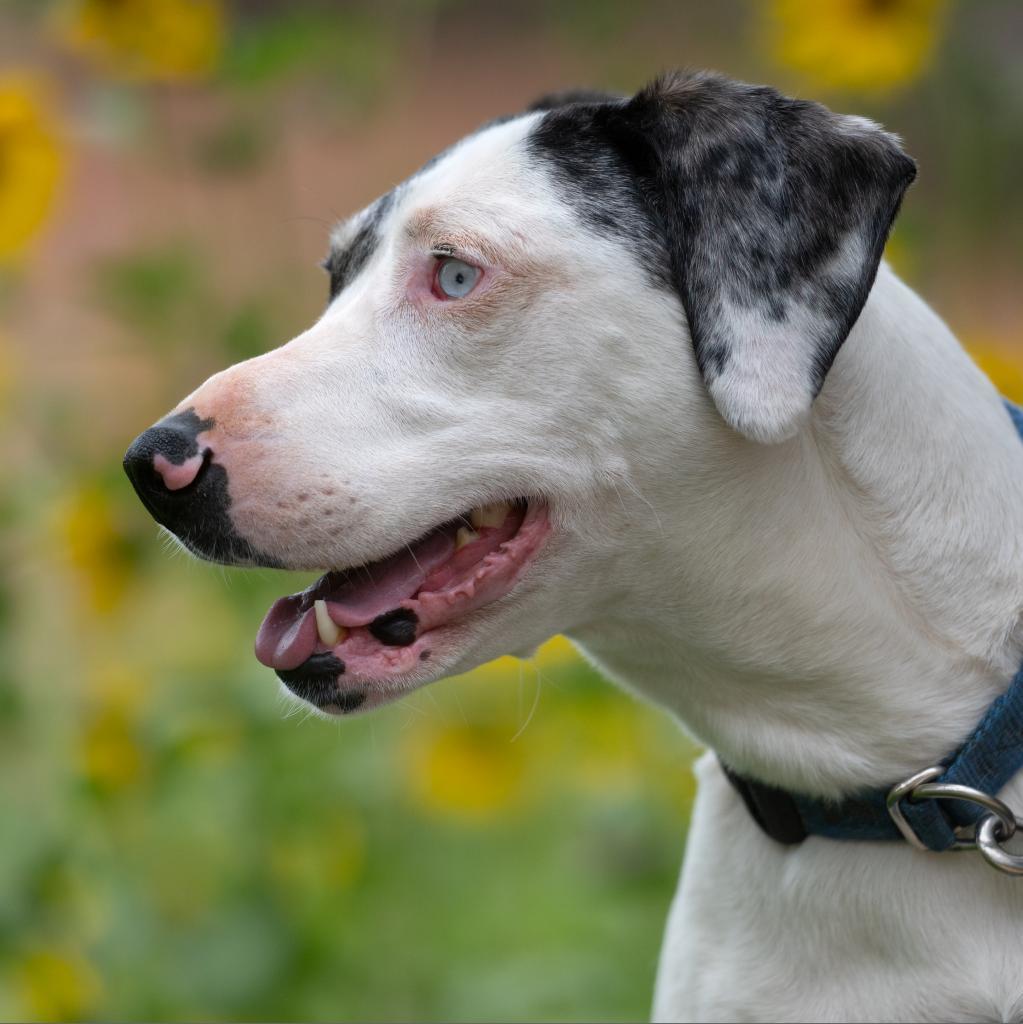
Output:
[219,7,396,99]
[194,118,270,176]
[94,245,206,336]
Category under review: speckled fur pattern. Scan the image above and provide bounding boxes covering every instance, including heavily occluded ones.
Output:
[531,71,917,443]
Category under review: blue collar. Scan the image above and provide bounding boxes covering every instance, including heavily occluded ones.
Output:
[723,400,1023,852]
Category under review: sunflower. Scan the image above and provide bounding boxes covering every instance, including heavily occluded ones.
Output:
[766,0,948,94]
[0,76,62,262]
[14,948,103,1022]
[56,0,224,82]
[403,720,528,821]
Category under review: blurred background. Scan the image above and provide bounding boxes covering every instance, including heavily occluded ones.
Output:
[0,1,1021,1020]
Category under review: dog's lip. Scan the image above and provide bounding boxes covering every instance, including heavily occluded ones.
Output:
[256,499,551,697]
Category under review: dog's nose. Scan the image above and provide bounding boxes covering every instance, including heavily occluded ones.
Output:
[124,408,269,566]
[123,410,215,535]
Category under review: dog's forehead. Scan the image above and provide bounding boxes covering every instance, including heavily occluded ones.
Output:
[330,113,546,251]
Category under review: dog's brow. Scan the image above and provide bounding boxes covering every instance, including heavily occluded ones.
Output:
[325,191,395,300]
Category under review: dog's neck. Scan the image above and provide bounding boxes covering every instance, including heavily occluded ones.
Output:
[572,265,1023,799]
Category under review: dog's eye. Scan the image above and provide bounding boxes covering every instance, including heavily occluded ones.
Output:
[434,257,480,299]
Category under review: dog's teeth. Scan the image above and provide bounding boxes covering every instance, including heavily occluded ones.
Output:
[455,526,478,550]
[469,502,511,529]
[314,599,347,647]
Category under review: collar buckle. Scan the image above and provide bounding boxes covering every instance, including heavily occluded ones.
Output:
[886,765,1023,873]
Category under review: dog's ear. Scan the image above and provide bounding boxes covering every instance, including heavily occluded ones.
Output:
[610,72,916,442]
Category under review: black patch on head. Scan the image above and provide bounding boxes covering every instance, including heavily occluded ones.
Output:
[275,652,348,708]
[369,608,418,647]
[529,100,671,285]
[323,189,396,302]
[123,408,278,567]
[527,70,916,438]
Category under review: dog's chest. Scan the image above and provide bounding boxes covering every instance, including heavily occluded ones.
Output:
[651,754,1023,1023]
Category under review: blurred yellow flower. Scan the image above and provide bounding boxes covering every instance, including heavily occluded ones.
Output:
[85,659,148,714]
[57,0,224,82]
[766,0,948,94]
[404,721,527,821]
[534,633,581,668]
[78,705,147,789]
[0,76,62,262]
[56,482,136,616]
[14,949,103,1022]
[967,339,1023,405]
[558,703,650,798]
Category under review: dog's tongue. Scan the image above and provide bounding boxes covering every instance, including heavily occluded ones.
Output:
[254,529,456,670]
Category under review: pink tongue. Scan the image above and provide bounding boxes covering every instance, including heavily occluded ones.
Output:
[254,598,317,671]
[254,529,456,670]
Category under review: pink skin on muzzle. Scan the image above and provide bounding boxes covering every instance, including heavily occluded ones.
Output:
[153,452,206,491]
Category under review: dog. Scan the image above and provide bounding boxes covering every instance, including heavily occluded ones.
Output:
[124,71,1023,1022]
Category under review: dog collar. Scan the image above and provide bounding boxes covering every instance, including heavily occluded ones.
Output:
[722,401,1023,874]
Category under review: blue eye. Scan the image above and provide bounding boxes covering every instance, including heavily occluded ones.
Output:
[435,257,480,299]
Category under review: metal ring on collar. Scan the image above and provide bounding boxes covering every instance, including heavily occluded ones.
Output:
[886,767,1018,852]
[977,814,1023,876]
[911,781,1018,845]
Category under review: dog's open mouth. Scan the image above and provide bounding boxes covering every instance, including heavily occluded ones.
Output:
[254,499,550,709]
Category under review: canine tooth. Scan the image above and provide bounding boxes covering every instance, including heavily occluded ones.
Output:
[314,599,347,646]
[455,526,478,550]
[470,502,510,529]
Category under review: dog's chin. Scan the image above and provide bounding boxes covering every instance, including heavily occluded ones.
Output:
[246,498,553,716]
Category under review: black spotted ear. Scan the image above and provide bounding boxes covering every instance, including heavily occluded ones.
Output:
[615,72,916,442]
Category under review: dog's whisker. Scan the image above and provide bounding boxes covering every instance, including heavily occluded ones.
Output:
[510,660,543,743]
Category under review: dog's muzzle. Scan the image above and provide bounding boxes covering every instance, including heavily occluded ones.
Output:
[123,408,269,566]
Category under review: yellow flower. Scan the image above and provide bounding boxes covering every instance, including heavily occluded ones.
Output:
[403,721,527,822]
[0,76,62,262]
[967,338,1023,405]
[56,483,134,616]
[14,949,103,1022]
[766,0,948,94]
[85,659,149,714]
[534,633,581,669]
[78,705,147,789]
[57,0,224,82]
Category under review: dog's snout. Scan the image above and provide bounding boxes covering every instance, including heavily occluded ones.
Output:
[124,408,268,566]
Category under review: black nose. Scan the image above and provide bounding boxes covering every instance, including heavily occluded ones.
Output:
[123,408,264,565]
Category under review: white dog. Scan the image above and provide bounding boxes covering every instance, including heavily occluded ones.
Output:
[124,71,1023,1022]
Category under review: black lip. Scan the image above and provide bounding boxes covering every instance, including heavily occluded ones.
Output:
[325,691,367,714]
[369,608,419,647]
[275,652,349,708]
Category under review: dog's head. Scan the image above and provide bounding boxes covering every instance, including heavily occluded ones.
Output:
[124,71,914,716]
